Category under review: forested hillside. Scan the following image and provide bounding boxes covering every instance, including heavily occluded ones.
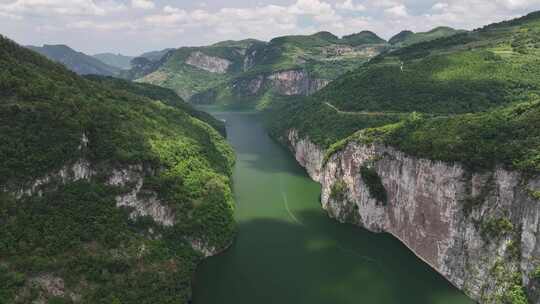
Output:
[269,11,540,172]
[388,27,465,48]
[0,35,236,304]
[27,44,121,76]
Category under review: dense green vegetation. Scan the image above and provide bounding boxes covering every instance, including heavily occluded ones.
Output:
[0,35,236,303]
[266,97,402,148]
[316,13,540,114]
[268,11,540,176]
[342,31,386,46]
[84,75,226,136]
[339,101,540,173]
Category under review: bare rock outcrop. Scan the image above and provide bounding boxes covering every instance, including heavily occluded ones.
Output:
[186,51,232,74]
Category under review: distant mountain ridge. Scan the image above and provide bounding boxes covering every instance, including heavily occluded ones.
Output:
[27,44,120,76]
[388,26,466,47]
[122,27,462,109]
[125,31,391,108]
[92,53,134,70]
[139,48,175,61]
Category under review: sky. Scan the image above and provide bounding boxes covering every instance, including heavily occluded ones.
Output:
[1,0,540,56]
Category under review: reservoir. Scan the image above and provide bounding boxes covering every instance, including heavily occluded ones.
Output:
[193,112,473,304]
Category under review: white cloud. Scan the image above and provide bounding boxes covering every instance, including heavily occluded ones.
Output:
[496,0,540,9]
[432,2,449,11]
[0,0,125,16]
[163,5,181,13]
[131,0,154,10]
[385,4,408,17]
[370,0,403,9]
[68,20,138,31]
[3,0,540,55]
[336,0,366,11]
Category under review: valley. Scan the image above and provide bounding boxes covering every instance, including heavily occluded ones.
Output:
[193,112,473,304]
[1,6,540,304]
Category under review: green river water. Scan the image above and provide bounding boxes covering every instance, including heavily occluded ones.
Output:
[193,112,474,304]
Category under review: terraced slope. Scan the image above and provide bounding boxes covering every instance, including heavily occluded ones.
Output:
[0,35,236,304]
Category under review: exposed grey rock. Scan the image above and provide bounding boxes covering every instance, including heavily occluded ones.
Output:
[186,51,232,73]
[287,129,324,181]
[266,70,329,96]
[108,166,175,227]
[15,159,95,199]
[285,128,540,304]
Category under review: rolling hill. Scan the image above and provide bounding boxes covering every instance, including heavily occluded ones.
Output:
[388,27,465,48]
[27,44,120,76]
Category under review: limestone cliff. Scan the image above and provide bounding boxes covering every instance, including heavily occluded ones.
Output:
[286,129,540,304]
[266,70,329,96]
[223,70,329,99]
[186,51,232,74]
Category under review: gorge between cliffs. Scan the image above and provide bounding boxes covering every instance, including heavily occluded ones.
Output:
[193,111,475,304]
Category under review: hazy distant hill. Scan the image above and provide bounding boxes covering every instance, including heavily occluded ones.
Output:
[27,44,120,76]
[139,48,175,61]
[93,52,134,70]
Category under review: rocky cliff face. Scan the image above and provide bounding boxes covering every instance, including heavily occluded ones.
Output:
[186,51,232,74]
[267,70,329,96]
[229,69,329,98]
[286,129,540,304]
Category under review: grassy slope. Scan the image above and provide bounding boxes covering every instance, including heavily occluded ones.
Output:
[0,35,235,303]
[389,27,465,48]
[269,11,540,173]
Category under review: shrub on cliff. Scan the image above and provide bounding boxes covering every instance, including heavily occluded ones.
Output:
[360,165,388,206]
